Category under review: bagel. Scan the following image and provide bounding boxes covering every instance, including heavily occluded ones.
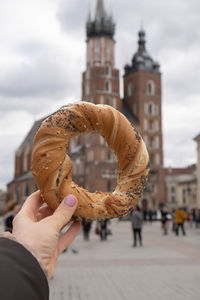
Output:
[31,102,149,220]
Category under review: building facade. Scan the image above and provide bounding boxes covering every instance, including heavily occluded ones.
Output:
[194,134,200,208]
[123,28,165,209]
[7,0,165,210]
[165,166,196,211]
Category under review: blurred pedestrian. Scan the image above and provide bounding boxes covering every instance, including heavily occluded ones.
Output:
[3,200,20,233]
[82,219,92,241]
[161,206,169,235]
[175,207,186,236]
[148,210,153,224]
[131,205,143,247]
[99,219,109,241]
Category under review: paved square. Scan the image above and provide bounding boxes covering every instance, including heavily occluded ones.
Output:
[49,221,200,300]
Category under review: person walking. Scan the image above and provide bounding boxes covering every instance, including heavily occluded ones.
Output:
[99,219,109,241]
[175,207,186,236]
[161,206,169,235]
[3,200,20,233]
[82,219,92,241]
[131,205,143,247]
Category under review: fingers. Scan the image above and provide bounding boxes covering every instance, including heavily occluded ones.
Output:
[47,194,78,232]
[19,191,43,220]
[36,205,54,221]
[57,222,81,255]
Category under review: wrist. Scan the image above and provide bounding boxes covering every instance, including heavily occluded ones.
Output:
[0,232,49,279]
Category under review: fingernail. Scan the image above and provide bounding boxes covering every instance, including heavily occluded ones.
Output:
[64,194,76,207]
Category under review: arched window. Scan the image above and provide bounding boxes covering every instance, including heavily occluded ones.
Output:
[148,103,153,115]
[106,97,110,105]
[105,66,110,76]
[147,81,155,95]
[127,83,134,97]
[105,81,110,92]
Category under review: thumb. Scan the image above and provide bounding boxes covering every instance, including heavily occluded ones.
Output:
[50,194,78,232]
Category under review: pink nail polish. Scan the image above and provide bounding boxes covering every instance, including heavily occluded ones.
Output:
[64,195,76,207]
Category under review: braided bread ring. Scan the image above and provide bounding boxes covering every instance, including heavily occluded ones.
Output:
[31,102,149,220]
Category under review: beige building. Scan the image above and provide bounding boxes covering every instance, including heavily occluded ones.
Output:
[165,166,196,210]
[194,134,200,208]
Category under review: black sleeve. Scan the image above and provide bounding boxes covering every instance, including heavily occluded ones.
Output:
[0,238,49,300]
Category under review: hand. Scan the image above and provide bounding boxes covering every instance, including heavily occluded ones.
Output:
[12,191,81,279]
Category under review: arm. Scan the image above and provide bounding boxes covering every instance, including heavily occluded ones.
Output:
[0,191,80,299]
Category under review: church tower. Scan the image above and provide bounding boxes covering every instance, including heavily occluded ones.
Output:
[82,0,120,109]
[123,29,165,208]
[72,0,120,193]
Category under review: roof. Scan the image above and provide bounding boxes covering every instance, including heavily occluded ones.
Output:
[194,133,200,142]
[86,0,115,39]
[124,29,160,75]
[8,171,34,185]
[177,174,196,184]
[17,117,45,154]
[165,166,196,176]
[122,101,139,126]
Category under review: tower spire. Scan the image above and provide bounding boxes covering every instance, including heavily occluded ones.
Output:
[138,28,146,53]
[95,0,106,20]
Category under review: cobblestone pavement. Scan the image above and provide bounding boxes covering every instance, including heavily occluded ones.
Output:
[49,221,200,300]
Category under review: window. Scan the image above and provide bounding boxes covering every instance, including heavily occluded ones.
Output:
[101,149,106,161]
[105,81,110,92]
[100,136,105,144]
[149,120,153,130]
[100,96,104,104]
[155,154,160,165]
[133,103,137,115]
[95,39,100,61]
[127,83,133,97]
[148,103,153,115]
[108,150,111,161]
[171,196,175,203]
[171,186,175,193]
[105,66,110,76]
[150,137,154,148]
[150,154,154,165]
[113,98,117,109]
[107,180,111,192]
[147,81,155,95]
[106,40,110,60]
[106,97,110,105]
[87,150,94,162]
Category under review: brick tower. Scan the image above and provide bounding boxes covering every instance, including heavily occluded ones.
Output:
[123,29,165,209]
[72,0,120,193]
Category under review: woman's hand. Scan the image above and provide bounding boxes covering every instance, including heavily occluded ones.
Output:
[12,191,80,279]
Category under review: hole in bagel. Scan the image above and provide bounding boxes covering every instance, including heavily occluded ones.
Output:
[70,133,118,193]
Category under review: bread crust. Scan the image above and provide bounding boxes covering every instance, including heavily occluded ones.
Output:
[31,102,149,220]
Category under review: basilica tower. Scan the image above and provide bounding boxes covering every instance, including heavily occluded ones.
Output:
[82,0,120,109]
[72,0,120,193]
[123,29,165,208]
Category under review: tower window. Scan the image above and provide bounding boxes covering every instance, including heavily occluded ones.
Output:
[105,66,110,76]
[127,83,134,97]
[150,137,154,148]
[106,97,110,105]
[148,103,153,115]
[149,120,153,130]
[150,154,154,165]
[105,81,110,92]
[147,81,155,95]
[107,180,111,192]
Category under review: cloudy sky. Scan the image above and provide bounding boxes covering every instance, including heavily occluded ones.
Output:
[0,0,199,190]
